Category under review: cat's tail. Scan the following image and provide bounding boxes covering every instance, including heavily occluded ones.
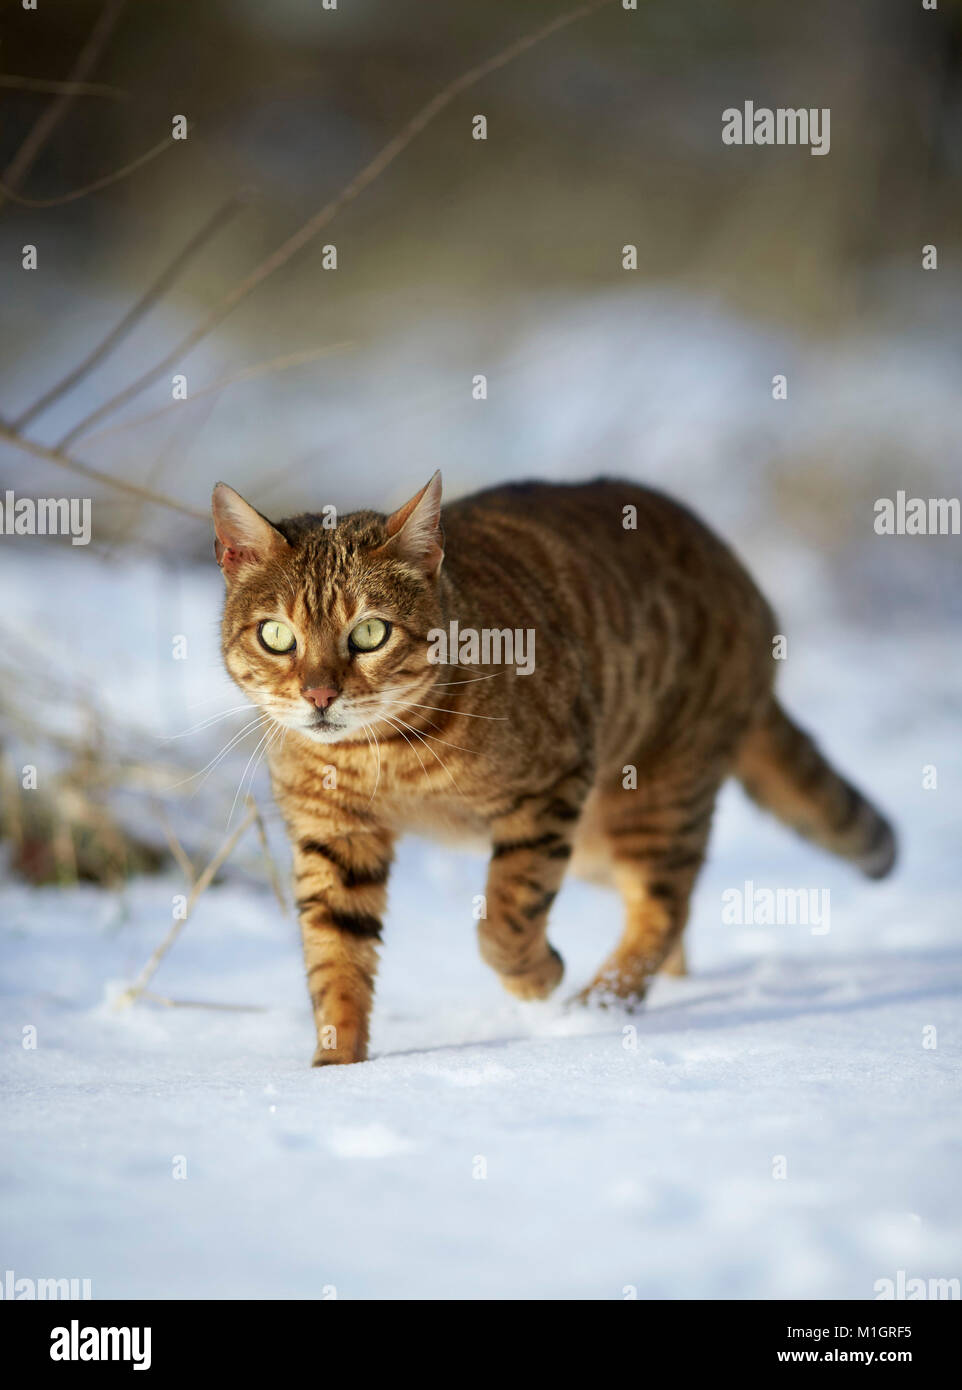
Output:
[734,699,897,879]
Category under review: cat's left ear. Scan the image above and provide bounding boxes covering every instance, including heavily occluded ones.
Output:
[212,483,288,579]
[376,471,444,578]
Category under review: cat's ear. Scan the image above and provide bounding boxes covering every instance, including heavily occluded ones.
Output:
[211,483,288,579]
[376,471,444,577]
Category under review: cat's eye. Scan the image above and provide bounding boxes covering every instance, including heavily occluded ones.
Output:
[349,618,390,653]
[258,619,296,654]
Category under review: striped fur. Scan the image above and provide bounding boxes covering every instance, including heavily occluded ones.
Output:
[213,475,896,1064]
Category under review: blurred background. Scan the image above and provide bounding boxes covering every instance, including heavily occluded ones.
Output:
[1,0,961,1303]
[1,0,960,875]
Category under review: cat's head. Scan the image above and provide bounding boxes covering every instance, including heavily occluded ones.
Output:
[212,473,444,744]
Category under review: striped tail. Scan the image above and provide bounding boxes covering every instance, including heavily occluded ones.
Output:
[734,699,897,879]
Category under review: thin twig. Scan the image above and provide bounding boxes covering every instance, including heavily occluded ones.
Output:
[0,423,207,520]
[157,809,197,886]
[0,752,24,854]
[75,342,354,449]
[102,388,221,553]
[0,75,127,100]
[0,131,178,210]
[56,0,616,449]
[140,991,266,1013]
[13,192,248,430]
[0,0,127,210]
[115,805,257,1009]
[247,794,288,917]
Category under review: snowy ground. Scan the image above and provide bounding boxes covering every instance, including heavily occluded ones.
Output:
[1,540,960,1299]
[1,283,960,1299]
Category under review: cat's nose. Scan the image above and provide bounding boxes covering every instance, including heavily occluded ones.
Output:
[302,686,339,710]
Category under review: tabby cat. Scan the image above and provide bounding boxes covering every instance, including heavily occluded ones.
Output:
[213,474,895,1066]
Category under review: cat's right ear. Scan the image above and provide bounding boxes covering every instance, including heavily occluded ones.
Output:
[375,471,444,578]
[211,483,288,580]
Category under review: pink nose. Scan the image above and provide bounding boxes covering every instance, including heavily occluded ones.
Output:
[302,686,339,710]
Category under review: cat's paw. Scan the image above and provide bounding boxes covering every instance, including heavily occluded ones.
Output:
[311,1035,367,1067]
[500,946,564,1001]
[312,1047,364,1067]
[568,975,649,1012]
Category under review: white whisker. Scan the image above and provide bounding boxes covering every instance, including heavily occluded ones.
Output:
[429,673,505,687]
[349,698,441,733]
[361,723,381,805]
[161,705,255,740]
[379,712,431,789]
[372,671,503,701]
[167,713,266,793]
[401,724,484,759]
[228,719,278,826]
[185,688,248,710]
[381,697,506,721]
[389,714,465,796]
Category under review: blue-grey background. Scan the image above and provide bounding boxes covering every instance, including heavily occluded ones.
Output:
[0,0,959,1302]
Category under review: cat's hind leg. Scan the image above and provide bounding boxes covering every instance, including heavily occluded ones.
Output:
[577,773,718,1005]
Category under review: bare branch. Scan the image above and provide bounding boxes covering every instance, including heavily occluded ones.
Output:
[247,795,288,918]
[56,0,616,449]
[13,192,248,431]
[0,0,127,209]
[156,808,197,886]
[115,805,257,1009]
[0,131,178,210]
[1,346,347,523]
[139,992,266,1013]
[76,342,355,449]
[0,74,127,100]
[0,423,207,520]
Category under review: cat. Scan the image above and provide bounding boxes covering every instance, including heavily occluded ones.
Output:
[212,472,896,1065]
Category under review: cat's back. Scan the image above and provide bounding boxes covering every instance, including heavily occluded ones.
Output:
[443,476,755,593]
[447,475,667,524]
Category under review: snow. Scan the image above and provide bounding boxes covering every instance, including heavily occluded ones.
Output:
[1,289,960,1299]
[2,549,960,1299]
[2,841,960,1300]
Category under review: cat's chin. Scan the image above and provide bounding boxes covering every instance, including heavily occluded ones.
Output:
[297,720,355,745]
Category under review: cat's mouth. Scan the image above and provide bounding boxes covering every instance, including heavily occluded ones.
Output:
[263,701,362,744]
[301,710,352,742]
[273,695,415,745]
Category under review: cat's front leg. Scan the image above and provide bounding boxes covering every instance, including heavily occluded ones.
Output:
[478,775,589,1000]
[291,826,394,1066]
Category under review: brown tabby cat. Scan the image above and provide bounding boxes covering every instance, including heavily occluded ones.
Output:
[212,474,895,1066]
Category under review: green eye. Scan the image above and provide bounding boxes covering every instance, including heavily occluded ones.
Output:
[349,618,390,653]
[258,619,296,654]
